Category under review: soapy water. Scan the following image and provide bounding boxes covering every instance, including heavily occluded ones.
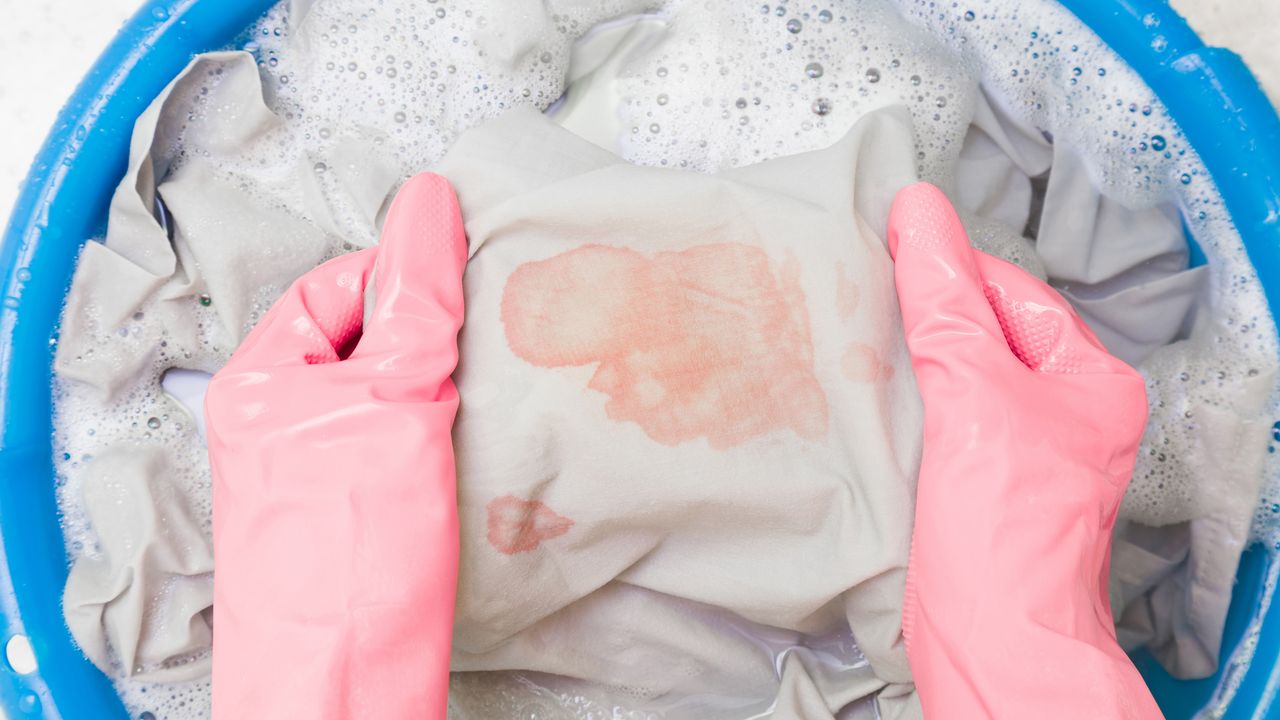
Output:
[46,0,1280,717]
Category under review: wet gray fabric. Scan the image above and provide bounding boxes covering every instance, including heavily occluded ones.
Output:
[62,447,214,682]
[54,41,1269,713]
[431,107,922,720]
[1037,145,1207,367]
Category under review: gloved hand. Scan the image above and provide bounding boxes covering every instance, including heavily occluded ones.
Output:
[205,173,466,719]
[889,183,1164,719]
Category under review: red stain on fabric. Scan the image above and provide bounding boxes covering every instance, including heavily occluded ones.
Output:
[501,243,829,449]
[841,343,894,383]
[836,262,861,320]
[486,495,574,555]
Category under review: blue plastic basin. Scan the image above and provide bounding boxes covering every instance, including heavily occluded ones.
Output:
[1,0,1277,717]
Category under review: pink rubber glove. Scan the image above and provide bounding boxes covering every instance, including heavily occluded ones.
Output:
[890,183,1164,719]
[205,174,465,719]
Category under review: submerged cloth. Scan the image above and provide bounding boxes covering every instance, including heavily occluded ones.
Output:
[435,107,923,718]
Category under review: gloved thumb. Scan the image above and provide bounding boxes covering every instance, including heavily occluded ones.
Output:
[353,172,468,365]
[974,252,1140,377]
[218,248,377,371]
[887,182,1014,379]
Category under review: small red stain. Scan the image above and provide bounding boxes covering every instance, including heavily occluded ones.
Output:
[836,262,861,320]
[500,243,829,449]
[486,495,574,555]
[841,343,894,383]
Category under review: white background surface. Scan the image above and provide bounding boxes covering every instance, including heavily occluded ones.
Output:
[0,2,139,224]
[0,1,1277,230]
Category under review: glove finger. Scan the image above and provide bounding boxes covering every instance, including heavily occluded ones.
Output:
[352,173,467,374]
[974,251,1138,377]
[222,248,376,371]
[888,182,1014,380]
